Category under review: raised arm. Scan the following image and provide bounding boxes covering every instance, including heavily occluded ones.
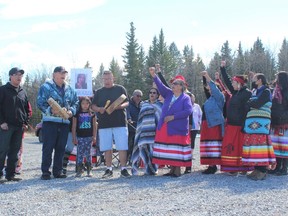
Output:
[220,61,234,93]
[149,67,172,98]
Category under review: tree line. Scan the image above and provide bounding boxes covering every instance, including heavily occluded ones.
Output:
[1,22,288,128]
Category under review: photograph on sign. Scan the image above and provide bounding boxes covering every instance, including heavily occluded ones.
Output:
[70,68,93,97]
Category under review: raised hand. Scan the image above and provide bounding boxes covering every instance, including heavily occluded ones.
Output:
[155,64,161,72]
[149,67,156,77]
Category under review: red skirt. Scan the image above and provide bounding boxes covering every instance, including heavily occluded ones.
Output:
[152,123,192,167]
[221,125,253,172]
[200,120,222,165]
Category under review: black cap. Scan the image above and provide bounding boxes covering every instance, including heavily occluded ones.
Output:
[9,67,25,76]
[53,66,68,73]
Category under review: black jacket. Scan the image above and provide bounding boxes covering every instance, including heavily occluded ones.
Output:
[127,98,142,132]
[0,82,30,127]
[220,66,252,126]
[271,90,288,126]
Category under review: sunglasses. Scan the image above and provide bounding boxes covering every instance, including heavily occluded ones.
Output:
[149,91,157,94]
[172,82,180,86]
[136,95,142,98]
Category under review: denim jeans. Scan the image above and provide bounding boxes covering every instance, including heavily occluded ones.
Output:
[0,125,23,178]
[41,121,69,176]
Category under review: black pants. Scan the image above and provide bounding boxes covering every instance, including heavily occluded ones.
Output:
[0,125,23,178]
[190,130,199,149]
[127,131,135,162]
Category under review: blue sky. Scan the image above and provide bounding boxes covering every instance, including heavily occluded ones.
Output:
[0,0,287,82]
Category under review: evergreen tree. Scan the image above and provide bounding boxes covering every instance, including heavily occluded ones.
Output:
[146,36,159,89]
[278,38,288,71]
[208,52,221,75]
[169,42,183,75]
[249,37,276,81]
[84,61,91,69]
[192,55,206,107]
[137,46,149,95]
[157,29,176,79]
[220,40,233,75]
[147,36,159,67]
[109,58,123,85]
[0,77,2,86]
[93,63,104,90]
[182,45,194,88]
[122,22,142,95]
[232,42,246,75]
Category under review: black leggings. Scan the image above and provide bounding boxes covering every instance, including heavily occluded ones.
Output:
[190,130,199,149]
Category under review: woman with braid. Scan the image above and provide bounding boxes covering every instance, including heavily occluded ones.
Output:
[270,71,288,175]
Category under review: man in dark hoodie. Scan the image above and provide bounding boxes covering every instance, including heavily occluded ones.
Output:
[0,67,30,182]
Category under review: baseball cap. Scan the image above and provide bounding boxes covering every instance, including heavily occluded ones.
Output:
[9,67,25,76]
[53,66,68,73]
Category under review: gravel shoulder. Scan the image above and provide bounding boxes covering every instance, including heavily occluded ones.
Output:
[1,133,288,216]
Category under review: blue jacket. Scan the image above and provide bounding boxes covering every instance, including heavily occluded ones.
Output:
[154,76,192,136]
[204,80,225,136]
[37,79,78,124]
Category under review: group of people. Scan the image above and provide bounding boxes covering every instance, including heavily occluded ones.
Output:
[1,61,287,183]
[199,61,288,181]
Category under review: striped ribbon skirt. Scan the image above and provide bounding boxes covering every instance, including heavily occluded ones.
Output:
[152,123,192,167]
[242,133,276,166]
[270,127,288,158]
[200,120,222,165]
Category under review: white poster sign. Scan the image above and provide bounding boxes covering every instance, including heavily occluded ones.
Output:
[70,68,93,97]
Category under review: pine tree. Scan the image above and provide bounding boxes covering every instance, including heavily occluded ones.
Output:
[208,52,221,75]
[249,37,276,82]
[122,22,142,95]
[109,58,123,85]
[220,40,233,75]
[278,38,288,71]
[192,55,206,107]
[169,42,183,75]
[137,46,149,96]
[157,29,176,80]
[147,36,159,67]
[93,63,104,90]
[232,42,246,75]
[84,61,91,69]
[182,45,194,88]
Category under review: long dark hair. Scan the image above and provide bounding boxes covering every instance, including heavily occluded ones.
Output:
[79,96,92,113]
[277,71,288,91]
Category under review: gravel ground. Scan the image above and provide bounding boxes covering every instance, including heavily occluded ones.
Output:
[1,133,288,216]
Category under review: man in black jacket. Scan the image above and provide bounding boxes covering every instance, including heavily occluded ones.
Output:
[0,67,30,182]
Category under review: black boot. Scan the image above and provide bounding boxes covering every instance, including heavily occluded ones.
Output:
[184,167,192,174]
[202,165,217,174]
[75,164,83,177]
[86,162,93,177]
[268,157,282,175]
[62,151,71,175]
[277,158,288,176]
